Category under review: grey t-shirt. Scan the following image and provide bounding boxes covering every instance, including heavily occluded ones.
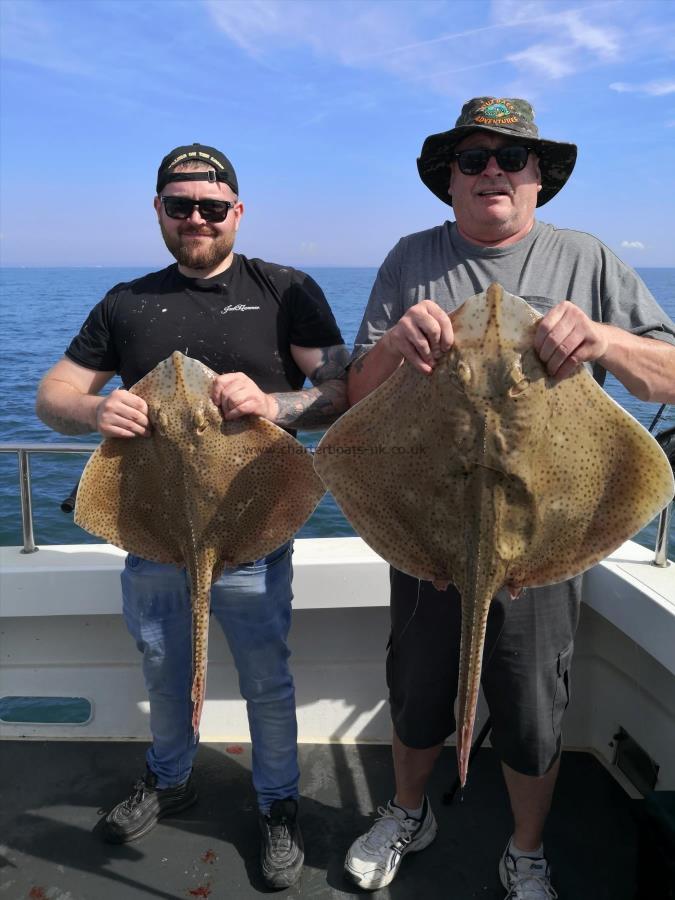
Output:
[353,219,675,386]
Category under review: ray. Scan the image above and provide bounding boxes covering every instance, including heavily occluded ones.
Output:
[75,351,325,734]
[314,283,674,787]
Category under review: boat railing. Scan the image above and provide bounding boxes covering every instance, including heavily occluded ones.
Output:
[0,442,98,555]
[0,441,672,567]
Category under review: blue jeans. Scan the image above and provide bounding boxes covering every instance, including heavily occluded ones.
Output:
[120,541,298,813]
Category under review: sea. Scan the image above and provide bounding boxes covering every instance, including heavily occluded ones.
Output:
[1,266,674,559]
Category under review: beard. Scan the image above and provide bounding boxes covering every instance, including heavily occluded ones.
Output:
[160,221,235,272]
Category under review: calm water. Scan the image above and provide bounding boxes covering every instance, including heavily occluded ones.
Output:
[1,266,673,558]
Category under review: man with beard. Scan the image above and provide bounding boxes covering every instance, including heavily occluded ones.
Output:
[36,143,349,889]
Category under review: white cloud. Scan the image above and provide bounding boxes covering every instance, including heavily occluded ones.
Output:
[609,80,675,96]
[0,0,90,75]
[560,9,619,59]
[203,0,628,94]
[205,0,520,97]
[203,0,405,65]
[505,7,620,80]
[621,241,645,249]
[507,44,576,80]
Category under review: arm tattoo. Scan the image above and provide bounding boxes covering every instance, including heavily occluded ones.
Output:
[272,345,349,430]
[307,344,351,383]
[351,353,367,375]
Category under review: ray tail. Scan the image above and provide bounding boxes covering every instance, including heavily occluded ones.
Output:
[187,551,214,739]
[190,592,210,737]
[456,588,494,787]
[455,463,507,788]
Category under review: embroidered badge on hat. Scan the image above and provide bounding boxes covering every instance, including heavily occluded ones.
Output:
[473,99,520,126]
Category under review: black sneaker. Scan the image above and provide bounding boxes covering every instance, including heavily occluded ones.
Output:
[102,768,198,844]
[258,797,304,889]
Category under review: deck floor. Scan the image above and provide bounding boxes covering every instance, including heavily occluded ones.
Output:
[1,741,643,899]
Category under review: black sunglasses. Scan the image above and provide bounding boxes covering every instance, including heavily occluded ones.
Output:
[453,145,533,175]
[160,196,235,222]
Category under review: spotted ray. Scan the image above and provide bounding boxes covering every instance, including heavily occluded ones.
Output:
[75,351,325,734]
[314,283,674,786]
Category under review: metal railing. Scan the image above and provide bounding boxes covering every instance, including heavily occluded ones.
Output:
[0,441,672,566]
[654,502,673,567]
[0,442,97,554]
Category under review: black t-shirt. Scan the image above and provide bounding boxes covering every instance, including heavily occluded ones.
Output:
[65,256,344,391]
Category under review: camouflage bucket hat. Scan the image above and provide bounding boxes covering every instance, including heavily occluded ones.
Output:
[417,97,577,208]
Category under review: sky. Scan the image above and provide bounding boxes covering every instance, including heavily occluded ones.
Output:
[1,0,674,268]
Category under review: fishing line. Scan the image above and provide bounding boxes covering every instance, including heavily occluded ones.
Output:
[392,576,423,647]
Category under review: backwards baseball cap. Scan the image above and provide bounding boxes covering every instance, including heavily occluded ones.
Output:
[417,97,577,208]
[156,143,238,195]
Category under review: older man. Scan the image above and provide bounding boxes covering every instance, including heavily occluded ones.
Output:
[343,98,675,899]
[36,142,349,889]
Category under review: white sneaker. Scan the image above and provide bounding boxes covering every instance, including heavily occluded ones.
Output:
[344,797,437,890]
[499,840,558,899]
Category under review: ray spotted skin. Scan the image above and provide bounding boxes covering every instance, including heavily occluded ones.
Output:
[315,283,674,787]
[75,351,325,735]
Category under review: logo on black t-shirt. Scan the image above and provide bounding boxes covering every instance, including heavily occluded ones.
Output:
[220,304,260,314]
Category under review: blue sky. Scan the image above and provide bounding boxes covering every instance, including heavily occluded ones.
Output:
[1,0,674,268]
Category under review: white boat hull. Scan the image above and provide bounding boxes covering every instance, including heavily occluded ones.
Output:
[2,537,674,790]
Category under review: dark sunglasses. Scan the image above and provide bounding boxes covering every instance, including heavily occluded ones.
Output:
[453,145,533,175]
[160,196,235,222]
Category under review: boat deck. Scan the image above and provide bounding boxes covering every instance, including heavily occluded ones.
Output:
[1,740,648,900]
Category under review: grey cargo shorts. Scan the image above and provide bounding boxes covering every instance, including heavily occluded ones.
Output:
[387,568,582,776]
